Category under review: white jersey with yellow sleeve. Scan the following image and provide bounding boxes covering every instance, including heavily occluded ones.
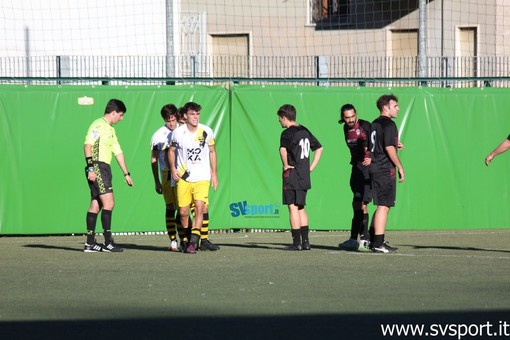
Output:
[170,123,215,183]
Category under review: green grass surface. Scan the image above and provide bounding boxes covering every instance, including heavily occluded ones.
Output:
[1,230,510,339]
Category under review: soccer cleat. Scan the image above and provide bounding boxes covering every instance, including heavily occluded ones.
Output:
[180,241,187,253]
[169,239,180,252]
[302,240,311,250]
[199,239,220,251]
[286,244,303,251]
[83,242,102,252]
[185,242,197,254]
[338,238,359,250]
[372,241,398,254]
[102,241,124,253]
[357,239,372,252]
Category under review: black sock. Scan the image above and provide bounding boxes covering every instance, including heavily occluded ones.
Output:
[101,209,113,244]
[300,225,309,243]
[373,234,385,248]
[189,232,200,246]
[291,229,301,246]
[351,210,363,239]
[360,213,370,241]
[86,212,98,244]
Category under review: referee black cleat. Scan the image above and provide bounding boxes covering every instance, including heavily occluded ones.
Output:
[102,241,124,252]
[83,242,102,252]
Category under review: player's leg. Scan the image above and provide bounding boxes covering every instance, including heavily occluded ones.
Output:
[162,172,178,250]
[176,180,193,252]
[371,171,397,253]
[339,166,362,250]
[84,197,102,252]
[98,192,123,252]
[287,203,302,250]
[295,191,311,250]
[199,204,220,251]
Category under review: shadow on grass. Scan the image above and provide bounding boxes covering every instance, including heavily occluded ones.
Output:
[24,244,83,252]
[404,244,510,254]
[23,243,170,252]
[219,242,341,251]
[1,311,509,339]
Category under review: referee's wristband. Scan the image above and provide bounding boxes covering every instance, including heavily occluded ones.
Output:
[124,172,131,177]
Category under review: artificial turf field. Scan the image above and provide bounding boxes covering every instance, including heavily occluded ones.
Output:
[1,229,509,339]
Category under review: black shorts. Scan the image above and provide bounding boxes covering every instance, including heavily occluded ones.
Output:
[350,164,372,203]
[371,168,396,207]
[86,162,113,197]
[283,190,307,206]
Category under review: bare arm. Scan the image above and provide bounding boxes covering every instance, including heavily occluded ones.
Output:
[386,145,405,183]
[209,144,218,191]
[279,147,293,171]
[168,146,180,181]
[151,150,162,194]
[485,139,510,166]
[310,147,323,172]
[115,153,134,187]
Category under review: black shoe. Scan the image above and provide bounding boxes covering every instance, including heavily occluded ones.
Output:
[180,241,187,253]
[199,239,220,251]
[372,241,398,253]
[286,244,303,251]
[83,242,102,252]
[302,240,311,250]
[102,241,124,253]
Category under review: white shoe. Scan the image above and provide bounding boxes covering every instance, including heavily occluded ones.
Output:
[169,239,179,252]
[338,238,358,250]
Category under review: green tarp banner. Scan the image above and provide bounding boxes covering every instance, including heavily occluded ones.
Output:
[1,85,509,234]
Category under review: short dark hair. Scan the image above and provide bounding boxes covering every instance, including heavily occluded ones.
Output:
[160,104,177,120]
[376,94,398,112]
[183,102,202,113]
[104,99,126,115]
[277,104,296,121]
[177,107,187,121]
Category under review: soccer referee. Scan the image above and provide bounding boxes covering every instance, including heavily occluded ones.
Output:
[83,99,134,252]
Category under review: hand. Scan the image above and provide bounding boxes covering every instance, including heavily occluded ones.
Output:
[125,174,134,187]
[485,153,494,166]
[171,170,181,181]
[282,164,294,172]
[398,168,405,183]
[397,141,405,150]
[87,172,97,182]
[362,157,371,166]
[211,174,218,191]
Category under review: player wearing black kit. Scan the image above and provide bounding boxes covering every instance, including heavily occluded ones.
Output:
[338,104,372,252]
[369,94,405,253]
[277,104,323,251]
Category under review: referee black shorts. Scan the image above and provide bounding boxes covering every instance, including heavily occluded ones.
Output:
[85,162,113,197]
